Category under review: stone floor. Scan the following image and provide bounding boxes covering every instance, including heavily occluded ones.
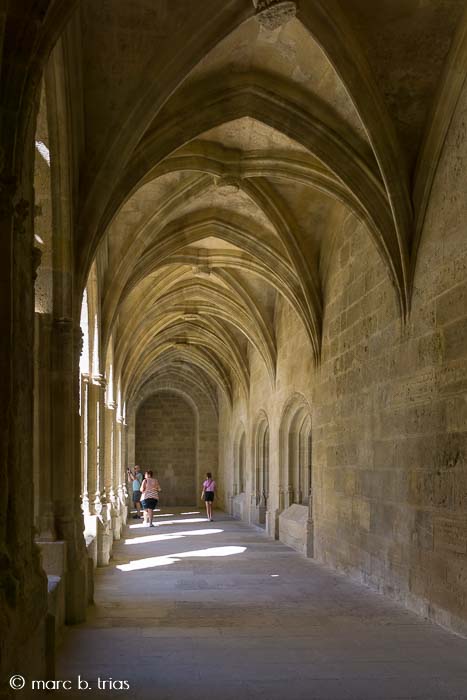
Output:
[56,509,467,699]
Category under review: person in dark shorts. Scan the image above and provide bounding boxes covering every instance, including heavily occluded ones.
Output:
[201,472,216,521]
[140,470,162,527]
[128,465,143,519]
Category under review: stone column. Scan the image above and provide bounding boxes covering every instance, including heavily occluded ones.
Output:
[80,374,90,517]
[229,469,237,514]
[306,486,314,557]
[0,170,53,685]
[50,317,88,624]
[105,401,122,540]
[34,313,55,540]
[116,417,129,524]
[122,419,129,508]
[84,375,112,566]
[85,378,99,517]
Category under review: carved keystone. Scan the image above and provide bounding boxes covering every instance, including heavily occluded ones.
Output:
[252,0,296,30]
[192,264,212,278]
[215,175,241,194]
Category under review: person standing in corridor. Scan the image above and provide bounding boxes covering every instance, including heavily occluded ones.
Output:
[127,465,144,519]
[141,470,162,527]
[201,472,216,521]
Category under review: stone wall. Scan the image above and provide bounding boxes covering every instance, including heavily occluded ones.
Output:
[219,80,467,635]
[218,298,315,535]
[136,392,197,506]
[313,79,467,634]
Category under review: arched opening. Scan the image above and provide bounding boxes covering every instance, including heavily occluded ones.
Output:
[289,412,312,507]
[135,392,197,506]
[279,395,312,508]
[278,394,313,555]
[232,425,247,519]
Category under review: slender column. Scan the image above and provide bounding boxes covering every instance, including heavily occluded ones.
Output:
[80,374,90,516]
[105,401,122,539]
[278,486,284,512]
[34,313,55,540]
[51,317,88,623]
[86,375,112,565]
[84,375,106,510]
[86,379,99,516]
[104,401,117,503]
[121,419,129,497]
[0,167,50,683]
[115,417,129,522]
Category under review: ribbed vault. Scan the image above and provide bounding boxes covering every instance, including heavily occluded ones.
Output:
[75,0,467,429]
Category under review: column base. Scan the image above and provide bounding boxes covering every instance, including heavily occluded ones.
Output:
[111,502,123,540]
[84,511,113,567]
[54,514,89,624]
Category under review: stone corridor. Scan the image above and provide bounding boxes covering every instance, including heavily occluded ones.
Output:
[56,510,467,700]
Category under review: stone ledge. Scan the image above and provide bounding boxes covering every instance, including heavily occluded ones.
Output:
[279,504,312,556]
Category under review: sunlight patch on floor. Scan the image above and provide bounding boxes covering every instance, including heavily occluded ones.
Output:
[128,517,208,529]
[124,529,223,545]
[116,545,247,571]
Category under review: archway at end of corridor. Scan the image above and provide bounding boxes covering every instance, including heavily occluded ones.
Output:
[135,391,197,506]
[127,383,219,509]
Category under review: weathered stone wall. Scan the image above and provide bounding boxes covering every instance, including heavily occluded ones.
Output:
[218,298,314,534]
[136,392,197,506]
[313,80,467,634]
[220,81,467,634]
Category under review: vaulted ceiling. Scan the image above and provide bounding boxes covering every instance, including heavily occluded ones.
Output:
[52,0,466,410]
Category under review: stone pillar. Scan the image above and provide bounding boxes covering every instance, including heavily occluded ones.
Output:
[84,376,112,566]
[86,378,99,516]
[229,478,237,514]
[0,179,50,687]
[34,313,55,540]
[105,401,122,540]
[80,374,90,517]
[50,317,88,624]
[122,419,129,506]
[306,486,314,558]
[250,492,259,525]
[116,417,129,523]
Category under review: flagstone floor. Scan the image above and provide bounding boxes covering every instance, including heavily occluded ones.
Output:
[56,509,467,699]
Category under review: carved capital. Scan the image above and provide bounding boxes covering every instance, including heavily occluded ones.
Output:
[92,373,107,389]
[252,0,296,30]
